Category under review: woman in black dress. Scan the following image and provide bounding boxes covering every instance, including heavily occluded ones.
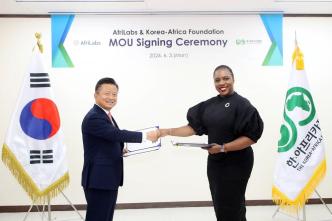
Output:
[159,65,264,221]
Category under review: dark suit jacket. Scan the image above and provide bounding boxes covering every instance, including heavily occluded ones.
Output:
[81,104,142,190]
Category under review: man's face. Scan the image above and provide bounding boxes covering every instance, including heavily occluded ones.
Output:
[94,83,118,111]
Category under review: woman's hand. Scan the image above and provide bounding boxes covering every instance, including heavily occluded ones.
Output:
[206,144,226,154]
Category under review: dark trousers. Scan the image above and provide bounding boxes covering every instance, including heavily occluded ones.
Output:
[84,188,118,221]
[207,148,254,221]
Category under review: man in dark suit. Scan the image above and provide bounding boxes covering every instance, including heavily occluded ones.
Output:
[81,77,158,221]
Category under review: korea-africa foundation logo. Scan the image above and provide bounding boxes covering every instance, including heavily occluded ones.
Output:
[278,87,315,153]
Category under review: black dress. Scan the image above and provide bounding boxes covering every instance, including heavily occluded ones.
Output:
[187,92,264,221]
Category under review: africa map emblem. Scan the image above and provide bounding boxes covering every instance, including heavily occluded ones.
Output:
[278,87,316,153]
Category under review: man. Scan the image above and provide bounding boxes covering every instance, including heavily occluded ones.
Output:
[81,77,158,221]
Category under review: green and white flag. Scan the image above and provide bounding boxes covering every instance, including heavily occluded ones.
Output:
[272,44,326,211]
[2,38,69,202]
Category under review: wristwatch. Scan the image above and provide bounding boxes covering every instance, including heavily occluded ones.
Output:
[220,144,225,153]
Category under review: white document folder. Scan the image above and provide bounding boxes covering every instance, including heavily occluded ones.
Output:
[125,126,161,156]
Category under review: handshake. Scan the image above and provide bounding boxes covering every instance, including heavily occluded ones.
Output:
[144,126,226,155]
[146,128,168,142]
[145,126,195,143]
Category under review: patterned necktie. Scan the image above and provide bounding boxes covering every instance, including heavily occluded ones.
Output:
[108,112,114,125]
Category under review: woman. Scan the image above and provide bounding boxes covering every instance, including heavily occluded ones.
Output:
[159,65,264,221]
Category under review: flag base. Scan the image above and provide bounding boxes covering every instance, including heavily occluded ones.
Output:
[23,191,84,221]
[273,190,332,221]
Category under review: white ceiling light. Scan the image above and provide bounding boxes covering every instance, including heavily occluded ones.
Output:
[16,0,144,2]
[275,0,332,2]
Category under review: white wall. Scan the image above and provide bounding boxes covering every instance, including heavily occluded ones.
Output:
[0,16,331,206]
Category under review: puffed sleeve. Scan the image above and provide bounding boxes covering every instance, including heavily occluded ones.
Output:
[186,102,208,136]
[234,103,264,142]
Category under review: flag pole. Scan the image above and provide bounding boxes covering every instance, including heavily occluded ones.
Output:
[34,32,44,53]
[47,195,51,221]
[296,31,305,221]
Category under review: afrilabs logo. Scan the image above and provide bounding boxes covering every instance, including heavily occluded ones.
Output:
[75,39,101,46]
[20,98,60,140]
[51,15,75,68]
[278,87,316,152]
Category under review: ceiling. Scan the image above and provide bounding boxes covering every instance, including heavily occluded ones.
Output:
[1,0,332,15]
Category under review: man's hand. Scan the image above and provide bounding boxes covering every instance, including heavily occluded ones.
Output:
[146,130,160,142]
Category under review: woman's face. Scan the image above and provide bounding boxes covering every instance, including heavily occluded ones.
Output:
[213,68,234,96]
